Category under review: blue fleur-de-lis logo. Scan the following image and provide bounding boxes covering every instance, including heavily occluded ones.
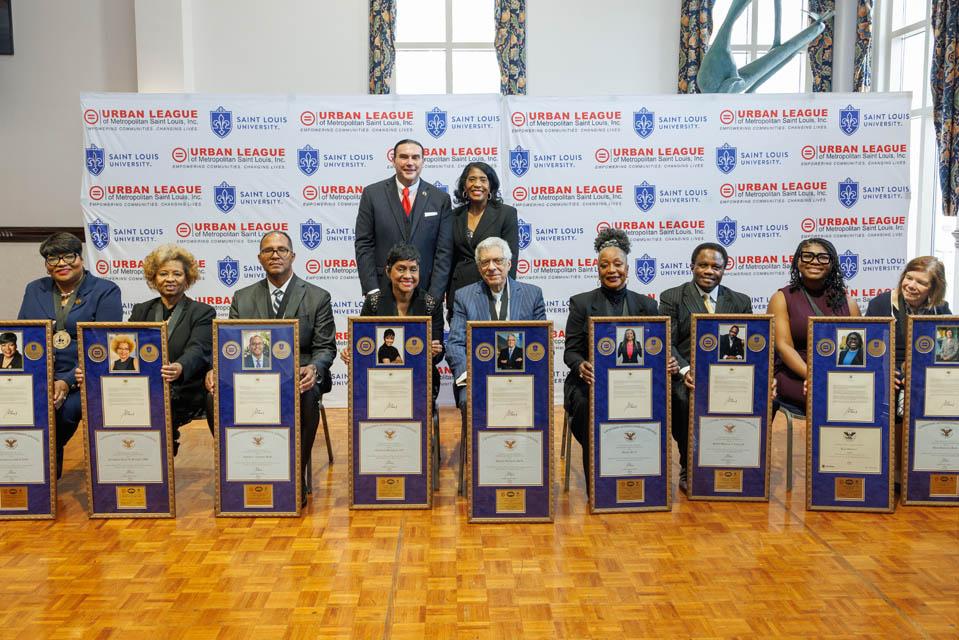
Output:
[716,216,737,247]
[85,144,105,176]
[633,108,655,139]
[214,181,236,213]
[434,180,449,194]
[634,254,657,285]
[300,218,323,250]
[517,219,532,250]
[838,178,859,209]
[716,143,737,174]
[297,144,319,176]
[839,105,860,136]
[210,107,232,138]
[217,256,239,287]
[634,181,656,212]
[509,145,530,178]
[425,107,448,138]
[88,219,110,250]
[838,250,859,280]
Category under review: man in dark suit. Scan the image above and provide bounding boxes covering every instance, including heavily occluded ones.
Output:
[242,334,271,369]
[354,139,454,300]
[719,325,745,360]
[659,242,752,491]
[497,334,524,370]
[206,231,337,504]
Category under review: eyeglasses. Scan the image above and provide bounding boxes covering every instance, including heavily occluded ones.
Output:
[44,253,79,267]
[479,257,507,268]
[259,247,292,257]
[799,251,832,265]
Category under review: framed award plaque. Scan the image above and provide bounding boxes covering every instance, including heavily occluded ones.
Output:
[466,321,553,523]
[213,319,300,517]
[588,316,671,513]
[78,322,175,518]
[806,317,894,512]
[348,317,432,509]
[902,315,959,506]
[687,314,773,501]
[0,320,56,519]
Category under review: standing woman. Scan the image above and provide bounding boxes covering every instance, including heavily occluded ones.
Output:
[17,232,122,476]
[448,162,518,316]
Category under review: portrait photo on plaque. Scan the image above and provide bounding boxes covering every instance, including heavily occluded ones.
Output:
[376,326,404,365]
[717,323,747,361]
[835,329,866,367]
[240,330,271,370]
[495,330,525,372]
[108,333,139,373]
[934,325,959,363]
[615,326,644,366]
[0,331,24,371]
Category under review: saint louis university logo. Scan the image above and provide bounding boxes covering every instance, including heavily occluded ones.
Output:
[517,219,532,250]
[633,108,655,139]
[210,106,233,138]
[715,143,737,174]
[838,178,859,209]
[838,250,859,280]
[634,254,657,285]
[716,216,737,247]
[217,256,240,287]
[509,145,530,178]
[214,181,236,213]
[88,219,110,250]
[634,181,656,212]
[300,218,323,250]
[839,105,860,136]
[297,144,319,176]
[433,180,449,194]
[425,107,448,139]
[85,144,105,176]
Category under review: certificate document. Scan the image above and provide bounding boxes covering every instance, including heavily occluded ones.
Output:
[698,417,762,468]
[923,368,959,417]
[0,375,35,427]
[486,375,534,428]
[478,431,543,486]
[607,369,652,420]
[95,430,163,483]
[101,377,152,427]
[232,373,281,425]
[225,427,291,482]
[359,421,422,474]
[826,371,875,424]
[707,365,755,414]
[599,422,661,477]
[0,429,45,483]
[913,420,959,472]
[818,426,882,474]
[367,369,413,420]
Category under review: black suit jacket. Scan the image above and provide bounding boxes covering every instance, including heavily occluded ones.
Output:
[243,353,271,369]
[617,340,643,363]
[659,282,753,369]
[354,177,454,298]
[449,202,519,306]
[497,346,524,370]
[719,334,745,359]
[0,352,23,370]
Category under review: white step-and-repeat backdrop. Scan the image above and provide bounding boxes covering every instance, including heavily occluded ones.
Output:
[81,92,910,405]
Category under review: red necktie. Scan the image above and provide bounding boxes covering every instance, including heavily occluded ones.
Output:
[402,186,411,217]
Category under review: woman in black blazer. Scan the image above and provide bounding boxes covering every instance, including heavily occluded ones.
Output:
[448,162,519,316]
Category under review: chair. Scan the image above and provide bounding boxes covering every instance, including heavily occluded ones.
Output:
[305,401,334,496]
[457,407,468,496]
[772,398,805,491]
[562,410,576,492]
[431,409,440,492]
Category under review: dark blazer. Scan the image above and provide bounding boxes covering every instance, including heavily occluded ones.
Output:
[617,340,643,363]
[18,271,122,386]
[498,346,524,370]
[448,203,519,308]
[659,281,753,369]
[865,290,952,367]
[1,352,24,370]
[377,344,402,364]
[837,348,864,366]
[229,274,337,394]
[355,177,454,299]
[243,353,271,369]
[719,334,745,359]
[112,358,136,371]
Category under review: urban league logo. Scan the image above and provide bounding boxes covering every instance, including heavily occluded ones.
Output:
[85,144,105,176]
[517,219,532,250]
[210,106,233,138]
[716,216,737,247]
[839,105,860,136]
[298,144,319,176]
[838,178,859,209]
[214,181,237,213]
[88,219,110,250]
[715,143,737,174]
[509,145,530,178]
[838,250,859,280]
[300,219,323,250]
[425,107,448,139]
[633,108,655,139]
[634,254,657,285]
[634,181,656,212]
[217,256,240,287]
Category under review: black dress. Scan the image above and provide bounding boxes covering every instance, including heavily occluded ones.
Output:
[448,203,519,315]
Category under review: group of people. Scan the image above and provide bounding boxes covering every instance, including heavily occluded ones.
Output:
[13,138,951,500]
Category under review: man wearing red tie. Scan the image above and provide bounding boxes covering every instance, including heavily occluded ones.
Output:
[354,139,454,303]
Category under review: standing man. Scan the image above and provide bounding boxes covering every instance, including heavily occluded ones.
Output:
[659,242,752,492]
[206,231,337,505]
[355,139,454,300]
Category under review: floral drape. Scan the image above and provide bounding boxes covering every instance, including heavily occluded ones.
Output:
[369,0,396,94]
[932,0,959,216]
[495,0,526,95]
[853,0,874,91]
[807,0,835,92]
[678,0,715,94]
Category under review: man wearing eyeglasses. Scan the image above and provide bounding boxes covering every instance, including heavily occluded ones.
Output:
[205,230,336,505]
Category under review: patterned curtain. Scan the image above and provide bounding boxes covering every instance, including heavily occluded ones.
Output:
[495,0,527,95]
[853,0,874,92]
[932,0,959,216]
[807,0,835,92]
[678,0,715,94]
[369,0,396,95]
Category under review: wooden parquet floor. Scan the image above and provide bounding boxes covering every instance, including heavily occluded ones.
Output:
[0,408,956,639]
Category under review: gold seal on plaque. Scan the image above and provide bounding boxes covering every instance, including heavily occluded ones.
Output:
[915,335,935,355]
[244,484,273,508]
[645,336,663,356]
[714,469,743,492]
[272,340,291,360]
[698,333,717,352]
[116,486,147,509]
[747,334,766,352]
[376,477,405,500]
[834,477,865,501]
[355,336,375,356]
[929,474,959,497]
[221,341,241,360]
[495,489,525,513]
[475,342,494,362]
[405,336,424,356]
[616,479,645,503]
[0,487,28,510]
[816,338,836,357]
[867,339,886,358]
[52,330,71,350]
[139,343,159,363]
[23,342,43,361]
[526,342,545,362]
[87,343,107,363]
[596,337,615,357]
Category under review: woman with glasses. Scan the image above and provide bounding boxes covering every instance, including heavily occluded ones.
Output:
[767,237,860,409]
[17,232,122,477]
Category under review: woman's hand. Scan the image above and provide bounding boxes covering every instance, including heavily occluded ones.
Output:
[74,367,84,385]
[161,362,183,383]
[431,340,442,356]
[579,361,594,385]
[53,379,69,409]
[667,356,679,376]
[340,347,352,366]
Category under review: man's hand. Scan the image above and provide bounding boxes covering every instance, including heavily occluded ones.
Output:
[299,364,317,393]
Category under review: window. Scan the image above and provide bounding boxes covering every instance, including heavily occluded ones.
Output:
[394,0,500,95]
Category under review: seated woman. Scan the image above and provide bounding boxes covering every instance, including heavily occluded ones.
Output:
[17,232,122,477]
[767,237,860,410]
[0,332,24,370]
